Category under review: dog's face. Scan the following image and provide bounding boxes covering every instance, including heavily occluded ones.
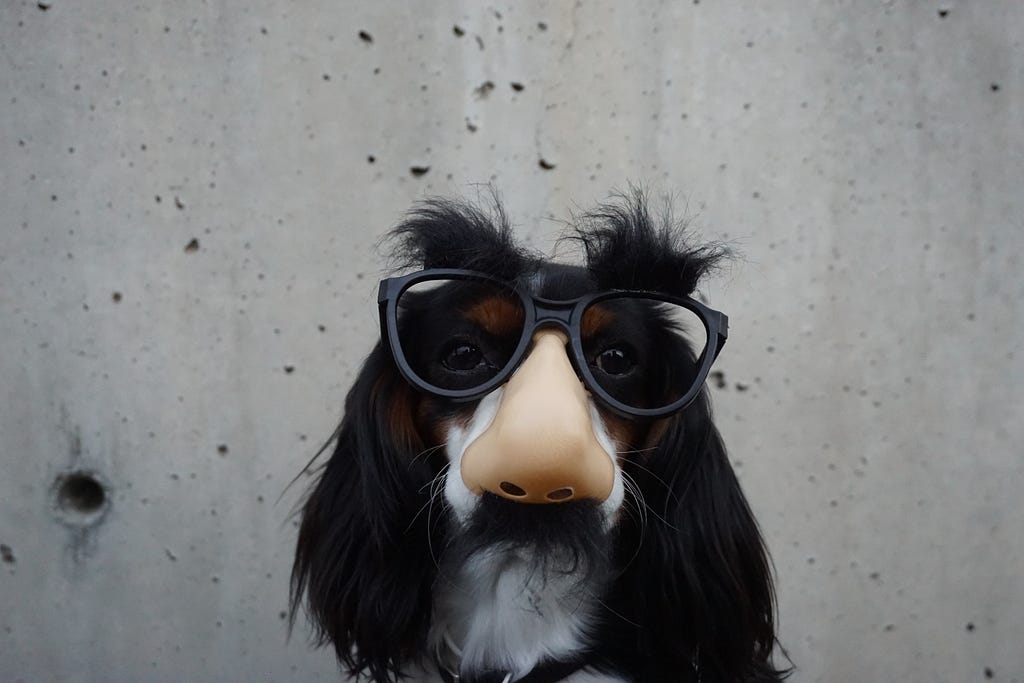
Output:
[397,264,665,526]
[292,193,783,683]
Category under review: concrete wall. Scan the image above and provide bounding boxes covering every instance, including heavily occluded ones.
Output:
[2,1,1021,681]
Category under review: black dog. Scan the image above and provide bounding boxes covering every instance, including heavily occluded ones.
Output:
[291,192,786,682]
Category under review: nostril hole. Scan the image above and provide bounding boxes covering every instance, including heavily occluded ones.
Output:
[546,487,574,501]
[499,481,527,497]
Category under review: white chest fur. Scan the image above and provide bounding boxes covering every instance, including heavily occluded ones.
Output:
[428,546,603,681]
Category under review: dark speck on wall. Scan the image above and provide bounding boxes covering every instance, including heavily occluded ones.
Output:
[511,82,525,92]
[217,444,228,455]
[938,9,949,18]
[410,166,430,177]
[184,238,200,253]
[538,158,556,170]
[474,80,495,99]
[358,30,373,43]
[453,25,465,37]
[111,292,122,303]
[284,365,295,374]
[990,83,1000,92]
[537,21,548,31]
[0,544,14,564]
[37,1,51,10]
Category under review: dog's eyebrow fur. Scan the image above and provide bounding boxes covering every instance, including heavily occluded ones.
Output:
[385,195,534,281]
[567,188,729,297]
[580,304,615,338]
[465,297,525,336]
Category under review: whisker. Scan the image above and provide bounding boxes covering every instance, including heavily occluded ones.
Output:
[587,590,642,628]
[410,463,450,522]
[618,472,647,571]
[626,468,682,533]
[625,460,676,497]
[424,463,456,570]
[615,445,659,456]
[410,442,448,468]
[619,474,646,527]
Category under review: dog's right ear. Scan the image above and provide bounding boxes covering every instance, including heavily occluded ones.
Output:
[290,344,439,682]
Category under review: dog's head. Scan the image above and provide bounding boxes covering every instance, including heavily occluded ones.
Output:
[291,192,783,682]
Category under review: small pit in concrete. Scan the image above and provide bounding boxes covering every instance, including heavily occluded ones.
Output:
[53,470,109,524]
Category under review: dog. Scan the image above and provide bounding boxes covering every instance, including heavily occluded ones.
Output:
[291,191,786,682]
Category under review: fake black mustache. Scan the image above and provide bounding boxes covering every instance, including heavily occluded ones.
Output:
[441,493,613,585]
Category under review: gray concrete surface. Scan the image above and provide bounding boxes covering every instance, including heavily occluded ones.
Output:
[2,1,1022,681]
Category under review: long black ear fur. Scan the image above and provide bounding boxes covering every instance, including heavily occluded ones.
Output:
[292,195,531,682]
[599,390,787,682]
[571,190,785,681]
[289,346,440,682]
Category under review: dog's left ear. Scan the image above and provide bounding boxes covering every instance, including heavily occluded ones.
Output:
[290,345,439,682]
[606,390,786,682]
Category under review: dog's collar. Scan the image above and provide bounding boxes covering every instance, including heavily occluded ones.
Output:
[434,639,702,682]
[435,632,590,683]
[436,658,589,683]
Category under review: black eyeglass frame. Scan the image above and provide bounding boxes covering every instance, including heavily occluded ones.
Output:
[377,268,729,418]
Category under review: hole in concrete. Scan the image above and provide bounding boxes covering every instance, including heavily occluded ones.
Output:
[546,487,574,501]
[499,481,526,497]
[56,472,106,515]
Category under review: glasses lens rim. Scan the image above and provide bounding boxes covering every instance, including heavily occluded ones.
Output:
[573,291,717,418]
[382,270,725,416]
[387,272,532,400]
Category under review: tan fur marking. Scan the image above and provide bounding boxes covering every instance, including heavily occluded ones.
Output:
[371,376,424,454]
[465,296,524,336]
[581,304,615,339]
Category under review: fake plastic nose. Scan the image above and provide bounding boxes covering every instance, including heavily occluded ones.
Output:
[460,330,615,504]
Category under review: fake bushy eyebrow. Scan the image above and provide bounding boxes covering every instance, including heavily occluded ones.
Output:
[386,197,534,282]
[567,189,729,297]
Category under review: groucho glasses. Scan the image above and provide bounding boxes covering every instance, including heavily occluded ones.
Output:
[378,269,728,418]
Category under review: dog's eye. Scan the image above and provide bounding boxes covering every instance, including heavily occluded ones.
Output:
[441,341,486,372]
[595,346,636,376]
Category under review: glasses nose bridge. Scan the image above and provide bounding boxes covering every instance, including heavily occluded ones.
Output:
[530,299,576,336]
